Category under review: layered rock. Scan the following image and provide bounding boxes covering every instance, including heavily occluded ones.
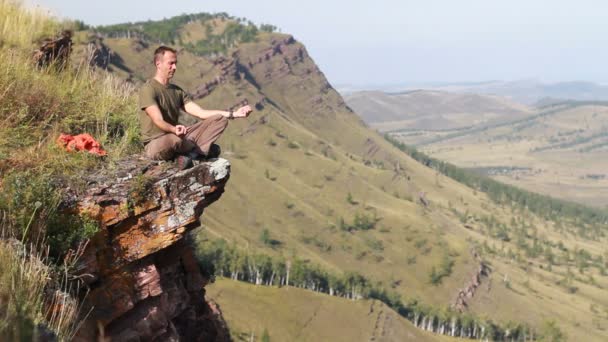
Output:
[67,156,231,341]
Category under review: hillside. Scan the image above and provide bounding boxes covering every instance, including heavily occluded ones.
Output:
[344,90,532,132]
[391,102,608,208]
[1,5,607,340]
[81,14,608,341]
[206,279,454,342]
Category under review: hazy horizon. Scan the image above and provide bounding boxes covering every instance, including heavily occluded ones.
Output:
[29,0,608,87]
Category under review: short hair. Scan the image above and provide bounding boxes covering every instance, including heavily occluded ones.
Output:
[153,46,177,64]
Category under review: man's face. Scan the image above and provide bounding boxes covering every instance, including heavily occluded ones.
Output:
[156,51,177,79]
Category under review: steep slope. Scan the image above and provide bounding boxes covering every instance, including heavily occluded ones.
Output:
[344,90,532,132]
[79,15,608,341]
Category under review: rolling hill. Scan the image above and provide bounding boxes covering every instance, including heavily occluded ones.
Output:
[344,90,532,132]
[49,13,608,341]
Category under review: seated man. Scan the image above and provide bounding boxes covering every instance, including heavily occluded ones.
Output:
[139,45,252,168]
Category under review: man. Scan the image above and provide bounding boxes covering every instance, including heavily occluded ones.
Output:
[139,46,252,168]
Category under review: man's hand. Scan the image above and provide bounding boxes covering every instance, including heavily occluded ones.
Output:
[174,125,187,137]
[233,105,253,118]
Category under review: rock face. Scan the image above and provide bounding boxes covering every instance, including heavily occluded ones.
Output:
[451,249,491,313]
[68,156,231,341]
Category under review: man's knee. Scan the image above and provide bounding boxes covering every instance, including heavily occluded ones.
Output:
[212,114,229,128]
[145,134,183,160]
[209,114,228,124]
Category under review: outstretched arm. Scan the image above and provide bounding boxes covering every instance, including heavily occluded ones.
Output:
[184,101,252,120]
[145,105,187,136]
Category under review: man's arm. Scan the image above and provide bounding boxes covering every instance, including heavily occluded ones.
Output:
[184,101,252,120]
[145,105,187,136]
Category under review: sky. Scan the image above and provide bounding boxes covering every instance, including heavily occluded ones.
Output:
[29,0,608,87]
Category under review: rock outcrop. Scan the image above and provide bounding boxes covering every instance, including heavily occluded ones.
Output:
[33,30,72,70]
[451,249,491,312]
[66,156,231,341]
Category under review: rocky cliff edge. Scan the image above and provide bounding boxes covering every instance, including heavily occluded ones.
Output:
[64,156,231,341]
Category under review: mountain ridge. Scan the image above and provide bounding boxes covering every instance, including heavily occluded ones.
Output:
[339,79,608,105]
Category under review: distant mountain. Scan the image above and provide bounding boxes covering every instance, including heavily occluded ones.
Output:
[435,80,608,105]
[341,80,608,105]
[344,89,532,132]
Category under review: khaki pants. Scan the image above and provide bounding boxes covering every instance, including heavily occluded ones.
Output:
[144,114,228,160]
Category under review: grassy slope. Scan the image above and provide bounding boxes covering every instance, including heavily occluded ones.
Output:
[207,278,456,342]
[89,20,608,341]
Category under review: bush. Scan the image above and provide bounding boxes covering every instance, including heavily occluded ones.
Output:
[339,212,380,232]
[428,254,455,285]
[260,229,281,248]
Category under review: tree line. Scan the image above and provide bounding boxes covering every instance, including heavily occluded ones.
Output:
[385,134,607,239]
[93,12,270,56]
[196,237,542,341]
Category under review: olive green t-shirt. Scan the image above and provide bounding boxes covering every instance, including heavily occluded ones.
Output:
[138,79,193,142]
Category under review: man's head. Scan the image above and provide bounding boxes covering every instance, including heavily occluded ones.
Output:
[153,46,177,81]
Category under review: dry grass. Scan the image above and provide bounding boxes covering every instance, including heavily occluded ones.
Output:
[0,237,81,340]
[0,0,59,49]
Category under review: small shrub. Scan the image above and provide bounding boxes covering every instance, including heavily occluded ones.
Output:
[128,174,154,208]
[339,212,380,232]
[365,237,384,252]
[378,226,391,233]
[346,192,358,205]
[428,253,454,285]
[259,229,281,248]
[264,169,277,181]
